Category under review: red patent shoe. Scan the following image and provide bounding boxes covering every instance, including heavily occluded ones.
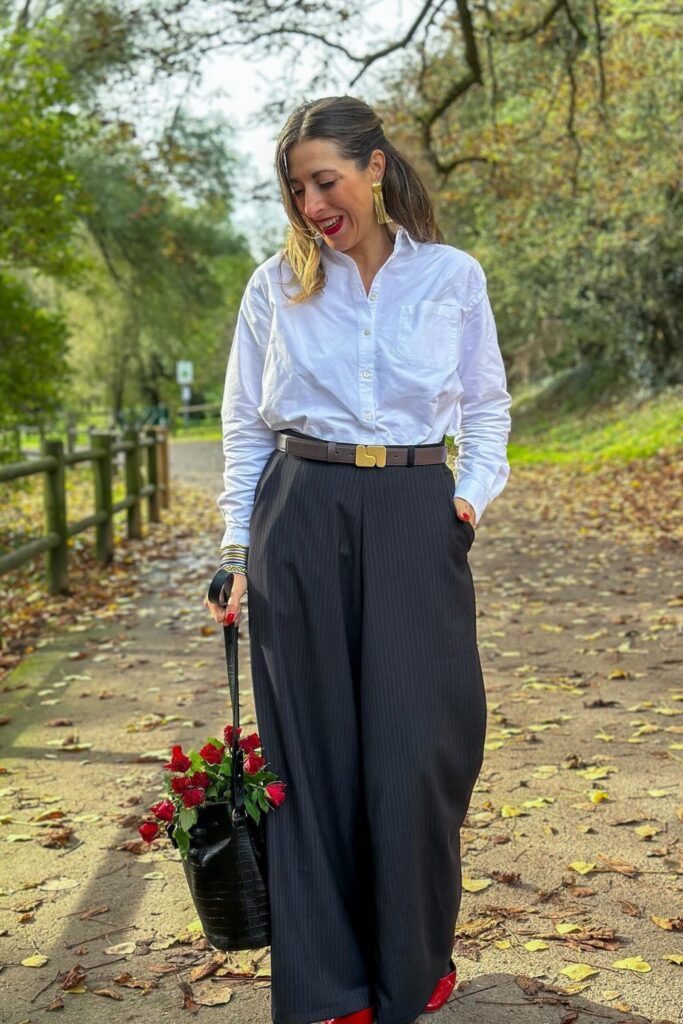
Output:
[423,957,457,1012]
[319,1007,373,1024]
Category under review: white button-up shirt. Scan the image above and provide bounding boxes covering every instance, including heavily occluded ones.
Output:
[218,225,512,549]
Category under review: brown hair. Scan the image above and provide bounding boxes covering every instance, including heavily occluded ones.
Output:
[274,95,444,304]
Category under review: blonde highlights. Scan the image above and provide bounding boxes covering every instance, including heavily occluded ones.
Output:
[274,95,444,305]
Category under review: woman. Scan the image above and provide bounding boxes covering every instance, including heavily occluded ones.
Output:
[205,95,512,1024]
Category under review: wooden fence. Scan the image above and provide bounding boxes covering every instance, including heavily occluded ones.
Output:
[0,427,169,595]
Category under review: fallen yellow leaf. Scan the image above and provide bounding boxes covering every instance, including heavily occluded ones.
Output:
[560,964,599,981]
[634,825,660,840]
[561,981,592,994]
[577,766,617,781]
[500,805,524,818]
[568,861,597,875]
[524,940,549,952]
[650,914,682,931]
[612,956,651,973]
[22,954,49,968]
[103,942,135,955]
[461,877,492,893]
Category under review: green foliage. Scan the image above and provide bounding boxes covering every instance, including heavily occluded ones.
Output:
[388,0,682,392]
[0,274,71,434]
[0,10,254,430]
[64,132,254,412]
[172,824,190,857]
[179,807,198,832]
[509,383,683,463]
[243,793,261,825]
[0,26,91,276]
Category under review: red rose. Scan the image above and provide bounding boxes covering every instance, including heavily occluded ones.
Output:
[181,787,206,808]
[265,782,287,807]
[150,799,175,822]
[164,744,191,773]
[223,724,242,747]
[200,742,224,765]
[139,821,160,842]
[239,731,262,755]
[171,776,193,794]
[244,751,265,775]
[190,771,210,789]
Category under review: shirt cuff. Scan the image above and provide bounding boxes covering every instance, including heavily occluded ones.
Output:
[453,476,490,524]
[220,526,251,548]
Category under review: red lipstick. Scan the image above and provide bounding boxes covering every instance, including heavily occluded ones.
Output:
[320,216,343,236]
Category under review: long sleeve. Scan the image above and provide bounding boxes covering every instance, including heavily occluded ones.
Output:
[217,269,278,551]
[452,268,512,523]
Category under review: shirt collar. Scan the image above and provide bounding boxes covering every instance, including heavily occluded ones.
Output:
[394,225,420,252]
[315,223,419,261]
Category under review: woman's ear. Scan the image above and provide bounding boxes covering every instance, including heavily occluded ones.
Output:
[369,148,386,182]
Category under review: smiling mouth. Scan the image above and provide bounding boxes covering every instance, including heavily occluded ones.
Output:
[319,216,343,236]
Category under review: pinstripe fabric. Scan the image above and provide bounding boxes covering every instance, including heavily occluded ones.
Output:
[246,429,486,1024]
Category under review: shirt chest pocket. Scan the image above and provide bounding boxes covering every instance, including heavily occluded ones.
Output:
[395,300,462,369]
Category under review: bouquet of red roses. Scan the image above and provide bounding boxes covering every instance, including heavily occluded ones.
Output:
[138,723,286,860]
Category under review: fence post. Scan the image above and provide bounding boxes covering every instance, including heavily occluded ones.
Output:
[92,432,113,564]
[124,428,142,540]
[43,439,68,594]
[145,427,160,523]
[156,426,170,510]
[66,411,77,454]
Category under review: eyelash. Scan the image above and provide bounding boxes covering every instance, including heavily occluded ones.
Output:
[292,182,336,197]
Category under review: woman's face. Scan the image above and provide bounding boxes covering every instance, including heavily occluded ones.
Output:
[286,138,387,254]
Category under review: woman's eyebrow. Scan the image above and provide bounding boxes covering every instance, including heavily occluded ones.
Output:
[288,169,337,184]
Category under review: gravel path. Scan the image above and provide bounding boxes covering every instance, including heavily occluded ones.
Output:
[0,441,680,1024]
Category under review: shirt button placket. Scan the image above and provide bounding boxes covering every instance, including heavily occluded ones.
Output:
[359,288,377,430]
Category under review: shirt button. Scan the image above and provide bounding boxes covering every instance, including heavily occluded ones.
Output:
[364,412,372,421]
[362,370,371,378]
[369,291,377,301]
[363,328,371,335]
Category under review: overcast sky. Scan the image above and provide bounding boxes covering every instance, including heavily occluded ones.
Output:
[183,0,416,259]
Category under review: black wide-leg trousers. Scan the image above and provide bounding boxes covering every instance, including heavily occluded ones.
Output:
[246,429,487,1024]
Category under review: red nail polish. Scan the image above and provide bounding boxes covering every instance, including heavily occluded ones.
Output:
[225,612,235,625]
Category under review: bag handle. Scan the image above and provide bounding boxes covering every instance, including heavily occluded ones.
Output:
[207,568,246,821]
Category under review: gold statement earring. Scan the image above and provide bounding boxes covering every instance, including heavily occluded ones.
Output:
[372,181,390,224]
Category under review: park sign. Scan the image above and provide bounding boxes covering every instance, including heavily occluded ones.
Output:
[176,360,194,385]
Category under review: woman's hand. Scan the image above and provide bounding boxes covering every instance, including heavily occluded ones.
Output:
[454,497,476,528]
[203,573,248,627]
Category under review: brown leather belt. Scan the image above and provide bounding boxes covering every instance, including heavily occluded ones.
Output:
[274,430,448,467]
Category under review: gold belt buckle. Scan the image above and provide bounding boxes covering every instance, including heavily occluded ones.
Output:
[355,444,387,467]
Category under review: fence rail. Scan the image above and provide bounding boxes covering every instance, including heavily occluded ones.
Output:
[0,427,169,594]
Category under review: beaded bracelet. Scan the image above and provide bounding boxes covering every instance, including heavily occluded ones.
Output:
[219,542,248,577]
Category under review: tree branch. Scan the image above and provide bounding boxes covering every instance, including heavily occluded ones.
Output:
[419,0,484,173]
[591,0,608,123]
[348,0,439,86]
[488,0,565,41]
